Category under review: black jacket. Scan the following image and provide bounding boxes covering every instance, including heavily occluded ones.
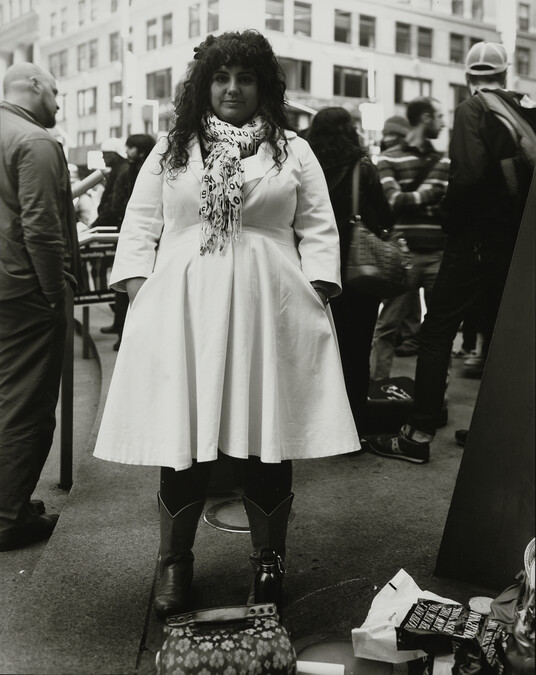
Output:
[0,101,81,302]
[90,158,129,230]
[440,89,534,244]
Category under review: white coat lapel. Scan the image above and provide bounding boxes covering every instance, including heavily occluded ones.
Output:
[243,143,273,198]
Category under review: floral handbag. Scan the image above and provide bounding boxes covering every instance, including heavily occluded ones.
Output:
[155,603,297,675]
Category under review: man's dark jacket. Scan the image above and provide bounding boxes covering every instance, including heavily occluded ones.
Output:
[0,101,82,302]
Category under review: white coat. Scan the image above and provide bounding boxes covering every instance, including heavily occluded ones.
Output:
[93,132,360,469]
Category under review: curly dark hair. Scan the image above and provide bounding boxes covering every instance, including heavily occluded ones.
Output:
[307,107,366,169]
[160,30,292,177]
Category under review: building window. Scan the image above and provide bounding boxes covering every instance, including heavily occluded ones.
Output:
[294,2,311,37]
[77,43,88,71]
[450,83,469,110]
[208,0,219,32]
[396,22,411,55]
[449,34,465,63]
[50,12,57,36]
[279,57,311,91]
[266,0,284,32]
[109,32,120,62]
[188,2,200,38]
[147,68,172,100]
[471,0,483,20]
[519,3,530,31]
[162,13,173,45]
[89,39,98,68]
[59,50,68,77]
[111,0,118,11]
[77,130,97,146]
[110,81,122,109]
[395,75,432,104]
[90,0,97,20]
[49,53,60,78]
[110,126,122,137]
[60,7,67,33]
[334,10,351,43]
[77,87,97,116]
[147,18,157,50]
[517,47,531,76]
[78,0,85,26]
[418,27,432,59]
[359,15,375,48]
[451,0,463,14]
[334,65,368,98]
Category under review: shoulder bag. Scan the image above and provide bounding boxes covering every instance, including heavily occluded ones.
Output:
[343,161,413,298]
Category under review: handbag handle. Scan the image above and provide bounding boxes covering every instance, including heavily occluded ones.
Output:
[166,603,277,627]
[351,160,361,218]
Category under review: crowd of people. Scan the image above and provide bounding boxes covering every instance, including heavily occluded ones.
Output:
[1,32,534,628]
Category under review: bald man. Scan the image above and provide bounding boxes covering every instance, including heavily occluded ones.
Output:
[0,63,81,550]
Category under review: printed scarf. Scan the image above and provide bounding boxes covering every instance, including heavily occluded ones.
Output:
[199,112,267,254]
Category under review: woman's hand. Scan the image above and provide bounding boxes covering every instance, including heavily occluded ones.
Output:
[126,277,147,306]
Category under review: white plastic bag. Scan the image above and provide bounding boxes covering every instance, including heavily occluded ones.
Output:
[351,569,459,663]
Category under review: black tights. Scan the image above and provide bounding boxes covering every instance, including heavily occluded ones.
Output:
[160,456,292,515]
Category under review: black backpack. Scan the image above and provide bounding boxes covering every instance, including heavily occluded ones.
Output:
[478,90,536,194]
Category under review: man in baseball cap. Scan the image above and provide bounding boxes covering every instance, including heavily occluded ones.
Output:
[90,138,129,232]
[364,40,535,464]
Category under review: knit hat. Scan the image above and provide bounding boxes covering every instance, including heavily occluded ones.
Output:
[100,137,127,158]
[382,115,410,138]
[465,41,508,75]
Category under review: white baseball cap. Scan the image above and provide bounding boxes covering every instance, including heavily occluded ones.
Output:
[465,42,508,75]
[100,137,127,158]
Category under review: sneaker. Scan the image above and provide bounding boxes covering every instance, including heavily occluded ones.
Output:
[455,429,468,447]
[363,433,430,464]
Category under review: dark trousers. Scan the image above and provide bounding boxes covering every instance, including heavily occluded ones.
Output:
[330,288,381,432]
[160,456,293,515]
[409,235,515,436]
[0,289,67,535]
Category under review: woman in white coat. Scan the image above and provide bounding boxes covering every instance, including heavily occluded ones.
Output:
[94,30,360,618]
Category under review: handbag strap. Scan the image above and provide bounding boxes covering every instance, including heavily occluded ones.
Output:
[351,159,361,217]
[166,603,277,627]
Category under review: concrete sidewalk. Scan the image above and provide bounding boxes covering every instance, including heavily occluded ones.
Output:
[0,304,494,675]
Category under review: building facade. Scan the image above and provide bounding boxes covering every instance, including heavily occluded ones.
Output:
[1,0,535,162]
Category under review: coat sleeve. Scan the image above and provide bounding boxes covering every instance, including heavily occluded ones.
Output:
[109,141,166,292]
[292,139,342,297]
[17,137,67,304]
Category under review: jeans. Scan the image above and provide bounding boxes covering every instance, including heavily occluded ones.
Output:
[408,235,515,436]
[370,249,443,380]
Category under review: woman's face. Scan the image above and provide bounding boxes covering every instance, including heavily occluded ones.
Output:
[210,64,259,126]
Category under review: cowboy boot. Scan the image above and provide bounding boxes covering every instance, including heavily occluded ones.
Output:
[154,494,205,619]
[243,493,294,608]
